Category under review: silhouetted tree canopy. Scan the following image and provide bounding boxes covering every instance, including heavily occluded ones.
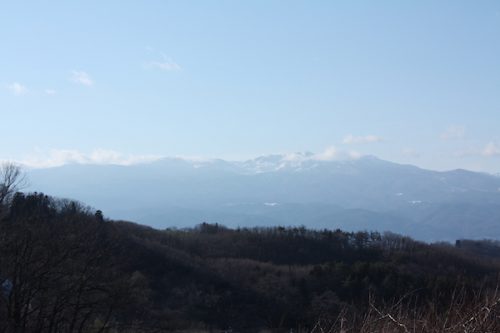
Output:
[0,163,26,218]
[1,192,500,332]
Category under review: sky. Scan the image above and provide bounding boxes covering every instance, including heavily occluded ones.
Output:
[1,1,500,173]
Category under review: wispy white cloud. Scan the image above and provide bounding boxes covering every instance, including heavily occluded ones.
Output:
[282,147,361,162]
[45,89,56,95]
[146,60,181,71]
[20,149,162,168]
[312,146,339,161]
[402,148,420,158]
[70,70,93,86]
[454,142,500,158]
[145,53,181,71]
[6,82,27,96]
[440,125,465,140]
[342,134,383,145]
[482,142,500,157]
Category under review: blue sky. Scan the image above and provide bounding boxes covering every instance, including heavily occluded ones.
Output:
[1,1,499,172]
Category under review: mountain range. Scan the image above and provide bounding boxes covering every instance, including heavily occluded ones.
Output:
[26,154,500,241]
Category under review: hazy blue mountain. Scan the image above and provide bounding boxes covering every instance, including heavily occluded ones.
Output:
[27,155,500,241]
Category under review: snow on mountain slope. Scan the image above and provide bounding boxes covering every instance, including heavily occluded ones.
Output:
[26,154,500,241]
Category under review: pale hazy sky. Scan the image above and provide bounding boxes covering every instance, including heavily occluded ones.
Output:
[1,1,500,172]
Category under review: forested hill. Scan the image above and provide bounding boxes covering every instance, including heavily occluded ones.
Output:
[1,192,500,332]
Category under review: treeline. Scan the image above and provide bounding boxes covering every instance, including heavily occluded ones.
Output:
[1,192,500,332]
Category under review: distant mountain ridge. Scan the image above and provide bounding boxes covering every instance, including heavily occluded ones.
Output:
[27,154,500,241]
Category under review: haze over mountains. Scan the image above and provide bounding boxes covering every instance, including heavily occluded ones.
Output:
[27,154,500,242]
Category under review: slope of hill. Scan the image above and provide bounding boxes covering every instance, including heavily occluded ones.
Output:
[2,192,500,332]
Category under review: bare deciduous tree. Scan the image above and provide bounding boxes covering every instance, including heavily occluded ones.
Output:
[0,162,27,207]
[0,193,128,333]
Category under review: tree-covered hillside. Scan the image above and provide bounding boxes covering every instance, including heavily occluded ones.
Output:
[1,191,500,332]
